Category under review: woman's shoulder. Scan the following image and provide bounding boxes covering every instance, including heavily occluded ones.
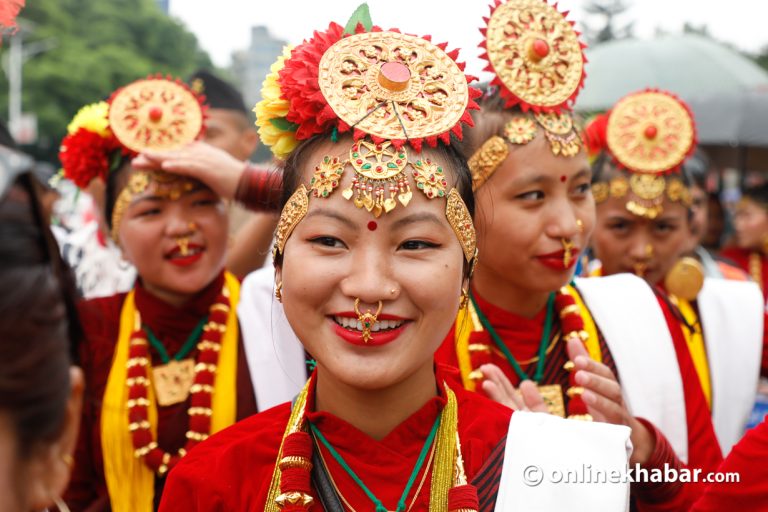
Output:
[160,402,292,511]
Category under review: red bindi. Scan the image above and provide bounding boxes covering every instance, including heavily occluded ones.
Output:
[560,175,567,182]
[367,221,378,231]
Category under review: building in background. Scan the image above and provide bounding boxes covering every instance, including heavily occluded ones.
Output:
[231,26,285,111]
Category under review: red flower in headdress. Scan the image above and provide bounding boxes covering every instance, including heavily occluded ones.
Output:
[275,23,481,152]
[59,129,125,189]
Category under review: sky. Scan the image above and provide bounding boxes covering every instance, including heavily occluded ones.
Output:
[170,0,767,79]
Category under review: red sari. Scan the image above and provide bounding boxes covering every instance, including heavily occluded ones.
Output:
[435,287,723,508]
[159,365,512,511]
[64,272,257,511]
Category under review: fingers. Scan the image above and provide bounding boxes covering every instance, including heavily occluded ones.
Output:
[567,338,617,381]
[575,371,623,405]
[519,380,549,413]
[480,364,524,410]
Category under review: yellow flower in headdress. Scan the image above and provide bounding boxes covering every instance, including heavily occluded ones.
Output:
[254,45,298,160]
[66,101,111,138]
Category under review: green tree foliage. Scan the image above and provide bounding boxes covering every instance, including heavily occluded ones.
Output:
[0,0,211,162]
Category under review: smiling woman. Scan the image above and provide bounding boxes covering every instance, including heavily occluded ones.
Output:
[159,8,632,512]
[58,77,258,512]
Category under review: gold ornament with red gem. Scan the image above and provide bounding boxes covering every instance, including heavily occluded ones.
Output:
[470,0,587,175]
[592,89,697,219]
[109,76,206,153]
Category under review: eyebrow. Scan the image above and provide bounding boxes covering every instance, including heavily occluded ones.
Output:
[305,208,357,229]
[391,211,445,230]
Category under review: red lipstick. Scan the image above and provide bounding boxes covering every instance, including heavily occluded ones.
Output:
[535,248,580,270]
[165,243,204,267]
[328,313,410,347]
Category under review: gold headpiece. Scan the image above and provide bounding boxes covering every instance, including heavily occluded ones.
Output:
[591,90,697,219]
[263,25,478,264]
[108,78,206,241]
[470,0,588,186]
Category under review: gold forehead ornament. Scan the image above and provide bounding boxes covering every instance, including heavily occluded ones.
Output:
[593,91,696,219]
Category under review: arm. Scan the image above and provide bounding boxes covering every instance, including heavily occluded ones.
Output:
[132,141,283,211]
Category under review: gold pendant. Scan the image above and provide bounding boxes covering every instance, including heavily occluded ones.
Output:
[152,359,195,406]
[537,384,566,418]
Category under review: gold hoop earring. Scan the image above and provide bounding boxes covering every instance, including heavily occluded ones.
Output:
[353,298,383,343]
[275,281,283,302]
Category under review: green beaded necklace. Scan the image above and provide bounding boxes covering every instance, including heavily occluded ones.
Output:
[143,316,208,364]
[469,291,555,383]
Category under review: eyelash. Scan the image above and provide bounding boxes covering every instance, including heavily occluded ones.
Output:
[399,240,440,251]
[516,191,544,201]
[309,236,346,249]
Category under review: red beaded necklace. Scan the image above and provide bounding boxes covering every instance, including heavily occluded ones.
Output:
[125,283,231,475]
[468,287,592,420]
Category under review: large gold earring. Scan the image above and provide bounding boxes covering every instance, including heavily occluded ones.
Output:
[275,281,283,302]
[664,257,704,301]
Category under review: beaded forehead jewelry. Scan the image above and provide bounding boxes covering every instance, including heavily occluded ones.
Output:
[469,0,588,189]
[588,89,697,219]
[257,24,479,263]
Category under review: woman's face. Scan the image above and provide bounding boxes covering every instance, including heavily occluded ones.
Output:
[592,193,691,285]
[733,199,768,251]
[474,131,594,294]
[278,141,466,391]
[116,168,229,302]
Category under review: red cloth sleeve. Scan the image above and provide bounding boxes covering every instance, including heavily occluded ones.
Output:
[234,164,283,212]
[690,418,768,511]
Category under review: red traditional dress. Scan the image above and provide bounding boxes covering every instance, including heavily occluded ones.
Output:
[159,366,513,511]
[64,271,257,511]
[435,283,723,508]
[690,418,768,511]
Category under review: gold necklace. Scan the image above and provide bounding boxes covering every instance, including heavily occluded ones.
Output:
[315,435,437,512]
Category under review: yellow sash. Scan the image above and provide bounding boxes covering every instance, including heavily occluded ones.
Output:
[101,272,240,512]
[454,286,602,390]
[670,295,712,409]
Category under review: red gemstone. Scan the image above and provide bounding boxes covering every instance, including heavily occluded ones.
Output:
[644,125,658,139]
[149,106,164,122]
[532,39,550,59]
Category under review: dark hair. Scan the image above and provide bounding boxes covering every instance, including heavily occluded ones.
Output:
[742,182,768,207]
[277,134,476,269]
[104,159,131,230]
[0,174,81,457]
[454,84,518,161]
[682,149,711,191]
